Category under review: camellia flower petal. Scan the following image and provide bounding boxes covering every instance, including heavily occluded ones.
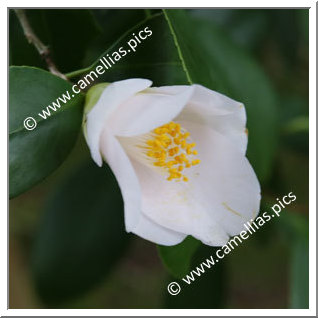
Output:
[83,79,261,246]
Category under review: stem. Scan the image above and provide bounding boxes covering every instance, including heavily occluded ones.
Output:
[65,66,93,79]
[14,9,67,81]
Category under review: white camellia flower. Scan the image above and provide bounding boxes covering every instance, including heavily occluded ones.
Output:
[83,78,261,246]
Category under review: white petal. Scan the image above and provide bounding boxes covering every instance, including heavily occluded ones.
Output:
[99,128,143,232]
[132,213,187,246]
[107,86,194,137]
[179,120,261,236]
[86,78,152,166]
[176,84,248,154]
[129,158,230,246]
[100,128,187,245]
[125,121,260,245]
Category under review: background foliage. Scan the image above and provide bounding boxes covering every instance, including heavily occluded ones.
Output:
[9,9,309,309]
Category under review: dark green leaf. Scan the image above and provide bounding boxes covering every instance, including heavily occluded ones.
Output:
[157,236,200,279]
[82,9,147,65]
[31,160,129,305]
[67,12,187,86]
[9,66,84,198]
[164,9,279,182]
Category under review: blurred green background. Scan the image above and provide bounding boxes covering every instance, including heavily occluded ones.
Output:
[9,9,309,309]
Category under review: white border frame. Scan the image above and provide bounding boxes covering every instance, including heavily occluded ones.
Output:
[3,1,316,316]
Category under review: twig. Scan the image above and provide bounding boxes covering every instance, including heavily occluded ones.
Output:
[14,9,68,81]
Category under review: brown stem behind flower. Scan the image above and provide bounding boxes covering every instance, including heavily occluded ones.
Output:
[14,9,68,81]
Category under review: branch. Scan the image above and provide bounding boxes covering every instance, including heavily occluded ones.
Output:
[14,9,67,81]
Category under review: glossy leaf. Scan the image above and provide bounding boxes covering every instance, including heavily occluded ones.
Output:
[67,12,187,86]
[9,66,84,198]
[83,9,147,65]
[31,160,129,305]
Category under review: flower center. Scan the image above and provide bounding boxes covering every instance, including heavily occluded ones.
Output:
[144,121,200,182]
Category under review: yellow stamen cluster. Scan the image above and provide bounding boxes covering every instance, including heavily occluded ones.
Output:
[144,121,200,182]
